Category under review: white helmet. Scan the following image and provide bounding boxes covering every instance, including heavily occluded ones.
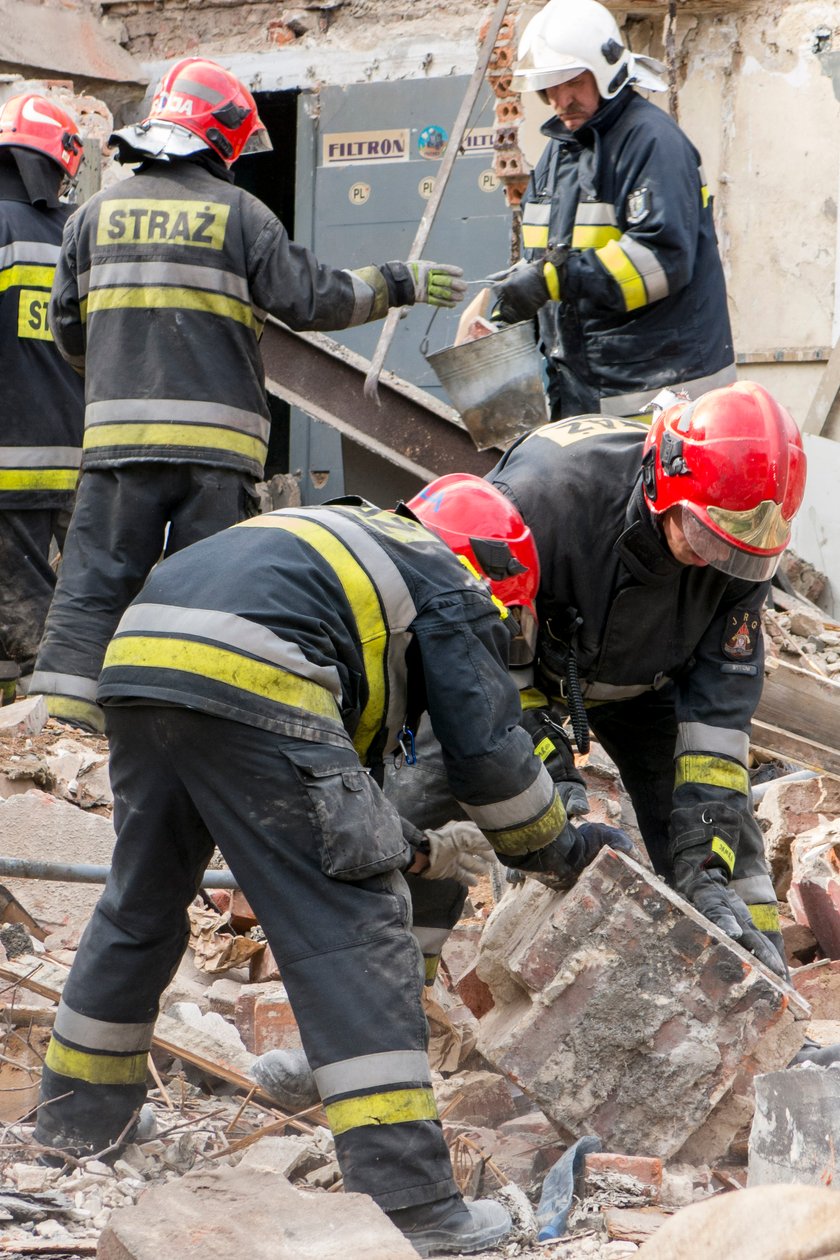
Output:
[512,0,667,101]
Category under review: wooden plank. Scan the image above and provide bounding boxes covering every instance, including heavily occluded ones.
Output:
[756,657,840,752]
[751,722,840,779]
[803,336,840,435]
[0,957,318,1134]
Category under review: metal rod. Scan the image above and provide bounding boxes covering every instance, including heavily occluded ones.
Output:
[363,0,514,401]
[0,857,239,888]
[751,769,820,804]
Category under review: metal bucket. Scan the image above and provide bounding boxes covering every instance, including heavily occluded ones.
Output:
[425,320,549,451]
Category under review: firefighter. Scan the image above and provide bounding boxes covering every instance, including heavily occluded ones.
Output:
[485,381,807,976]
[490,0,735,420]
[30,57,466,733]
[34,484,627,1256]
[0,94,84,687]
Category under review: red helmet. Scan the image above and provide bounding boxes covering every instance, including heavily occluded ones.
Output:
[0,93,83,178]
[406,473,541,664]
[113,58,272,164]
[642,380,806,582]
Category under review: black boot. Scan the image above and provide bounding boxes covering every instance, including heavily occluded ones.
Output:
[387,1194,511,1257]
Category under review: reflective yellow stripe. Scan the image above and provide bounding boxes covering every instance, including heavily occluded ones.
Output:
[45,696,105,732]
[0,469,78,491]
[748,903,781,933]
[522,224,550,250]
[519,687,549,711]
[596,239,647,311]
[711,834,736,875]
[534,736,555,762]
[701,185,710,209]
[572,225,622,250]
[675,754,749,796]
[0,264,54,292]
[486,791,567,857]
[325,1087,439,1136]
[544,262,561,302]
[236,516,387,760]
[83,287,257,330]
[45,1037,148,1086]
[424,955,440,984]
[95,199,230,249]
[83,423,266,464]
[103,635,341,720]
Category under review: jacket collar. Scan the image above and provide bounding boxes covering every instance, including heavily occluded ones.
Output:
[614,480,683,585]
[540,86,635,149]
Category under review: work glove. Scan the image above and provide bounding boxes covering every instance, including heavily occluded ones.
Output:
[408,261,467,308]
[502,820,634,892]
[490,246,569,324]
[418,820,497,885]
[520,708,589,817]
[670,803,787,978]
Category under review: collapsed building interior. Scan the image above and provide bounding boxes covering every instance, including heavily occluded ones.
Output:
[2,2,840,1258]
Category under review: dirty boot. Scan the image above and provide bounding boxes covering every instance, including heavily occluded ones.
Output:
[250,1046,320,1111]
[387,1193,512,1257]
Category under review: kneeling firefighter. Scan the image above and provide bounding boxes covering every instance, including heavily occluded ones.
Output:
[35,483,628,1256]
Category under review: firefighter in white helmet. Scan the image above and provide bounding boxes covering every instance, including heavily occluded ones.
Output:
[491,0,735,421]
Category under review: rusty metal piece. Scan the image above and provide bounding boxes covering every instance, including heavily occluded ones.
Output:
[260,319,498,478]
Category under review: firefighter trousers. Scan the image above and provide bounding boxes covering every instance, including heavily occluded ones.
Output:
[36,706,457,1212]
[0,507,70,675]
[30,465,257,732]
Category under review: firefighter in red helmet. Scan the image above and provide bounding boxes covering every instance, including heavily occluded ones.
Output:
[31,57,467,733]
[34,478,627,1254]
[0,94,84,688]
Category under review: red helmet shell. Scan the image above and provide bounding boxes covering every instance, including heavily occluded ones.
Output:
[0,93,83,177]
[406,473,540,614]
[642,381,806,564]
[147,58,268,163]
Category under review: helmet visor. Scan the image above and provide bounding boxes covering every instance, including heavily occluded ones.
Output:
[679,506,785,582]
[241,124,273,157]
[508,605,539,667]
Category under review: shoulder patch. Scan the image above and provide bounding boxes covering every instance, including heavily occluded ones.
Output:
[722,609,761,660]
[625,187,651,226]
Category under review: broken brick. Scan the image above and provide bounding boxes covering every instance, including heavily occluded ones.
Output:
[435,1070,521,1129]
[249,941,281,983]
[791,957,840,1018]
[234,983,301,1055]
[477,850,807,1160]
[584,1152,663,1202]
[788,819,840,958]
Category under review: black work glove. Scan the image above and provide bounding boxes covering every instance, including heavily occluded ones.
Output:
[490,246,569,324]
[502,820,634,891]
[520,708,589,817]
[670,803,786,978]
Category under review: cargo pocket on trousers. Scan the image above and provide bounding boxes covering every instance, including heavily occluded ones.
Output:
[285,744,410,880]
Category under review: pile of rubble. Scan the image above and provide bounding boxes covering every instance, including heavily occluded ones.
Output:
[2,604,840,1258]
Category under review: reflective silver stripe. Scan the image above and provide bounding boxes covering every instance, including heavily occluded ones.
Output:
[582,679,659,700]
[29,670,99,701]
[0,446,81,468]
[730,874,776,905]
[55,1000,154,1053]
[600,362,737,417]
[574,202,617,227]
[79,262,251,303]
[412,926,450,955]
[342,269,376,326]
[522,203,552,226]
[459,762,555,832]
[115,603,342,697]
[305,508,419,755]
[676,722,749,766]
[0,240,60,269]
[618,235,669,303]
[85,397,269,441]
[313,1049,431,1101]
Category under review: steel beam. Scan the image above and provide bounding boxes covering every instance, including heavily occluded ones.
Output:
[261,318,498,480]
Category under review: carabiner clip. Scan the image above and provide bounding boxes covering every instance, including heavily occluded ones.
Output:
[398,724,417,766]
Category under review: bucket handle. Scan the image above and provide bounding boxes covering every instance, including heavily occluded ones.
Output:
[420,306,440,358]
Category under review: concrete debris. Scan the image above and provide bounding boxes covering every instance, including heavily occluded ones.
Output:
[748,1064,840,1188]
[476,850,807,1160]
[635,1184,840,1259]
[0,696,48,737]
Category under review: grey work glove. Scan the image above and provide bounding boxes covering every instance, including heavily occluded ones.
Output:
[502,820,634,892]
[670,803,786,978]
[408,260,467,308]
[520,708,589,817]
[419,820,496,885]
[490,246,569,324]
